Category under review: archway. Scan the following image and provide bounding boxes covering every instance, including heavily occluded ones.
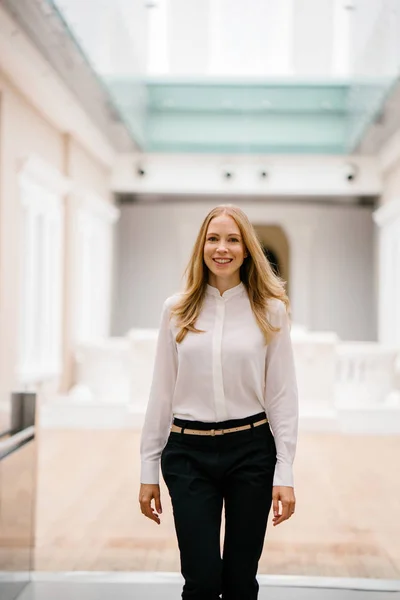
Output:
[253,225,290,295]
[262,246,280,277]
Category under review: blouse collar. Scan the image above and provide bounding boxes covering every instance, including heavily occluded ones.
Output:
[206,281,246,300]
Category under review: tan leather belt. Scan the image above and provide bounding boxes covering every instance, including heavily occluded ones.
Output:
[170,418,268,436]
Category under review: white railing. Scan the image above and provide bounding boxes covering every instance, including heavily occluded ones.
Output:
[291,327,339,431]
[335,342,399,408]
[39,328,400,432]
[334,342,400,434]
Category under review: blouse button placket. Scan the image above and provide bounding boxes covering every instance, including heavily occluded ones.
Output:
[212,296,228,422]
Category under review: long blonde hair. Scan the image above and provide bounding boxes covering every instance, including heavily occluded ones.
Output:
[170,204,290,344]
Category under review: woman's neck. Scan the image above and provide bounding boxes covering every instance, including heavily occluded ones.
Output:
[207,276,241,297]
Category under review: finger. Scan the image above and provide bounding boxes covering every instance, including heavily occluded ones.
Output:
[272,493,280,519]
[150,497,162,524]
[272,509,282,525]
[273,511,286,526]
[154,492,162,515]
[273,511,283,526]
[143,505,161,524]
[273,501,289,526]
[140,498,161,524]
[288,495,295,515]
[282,500,291,521]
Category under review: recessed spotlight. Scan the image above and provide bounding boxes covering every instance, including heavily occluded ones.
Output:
[343,162,358,182]
[222,164,234,179]
[136,163,146,177]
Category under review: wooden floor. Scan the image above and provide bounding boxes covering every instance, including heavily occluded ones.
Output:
[5,428,400,577]
[0,438,35,572]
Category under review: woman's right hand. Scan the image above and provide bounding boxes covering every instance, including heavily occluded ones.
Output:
[139,483,163,525]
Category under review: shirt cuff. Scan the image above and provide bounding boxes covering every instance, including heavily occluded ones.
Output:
[141,461,160,485]
[273,461,294,487]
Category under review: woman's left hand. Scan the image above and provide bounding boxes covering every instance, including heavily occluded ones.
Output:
[272,486,296,526]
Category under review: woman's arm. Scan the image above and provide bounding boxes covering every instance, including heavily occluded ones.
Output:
[140,298,178,484]
[264,299,299,489]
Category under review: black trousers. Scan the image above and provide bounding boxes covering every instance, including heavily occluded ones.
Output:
[161,411,276,600]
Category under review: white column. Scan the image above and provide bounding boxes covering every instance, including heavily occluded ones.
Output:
[396,237,400,344]
[373,198,400,346]
[71,190,120,344]
[17,155,70,384]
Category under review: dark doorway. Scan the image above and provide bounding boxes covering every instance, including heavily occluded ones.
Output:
[263,246,280,277]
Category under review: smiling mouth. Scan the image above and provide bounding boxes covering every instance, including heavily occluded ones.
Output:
[213,258,233,264]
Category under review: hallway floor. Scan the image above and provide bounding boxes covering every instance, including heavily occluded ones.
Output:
[4,428,400,577]
[29,428,400,577]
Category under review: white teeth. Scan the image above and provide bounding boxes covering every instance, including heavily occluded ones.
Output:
[214,259,232,264]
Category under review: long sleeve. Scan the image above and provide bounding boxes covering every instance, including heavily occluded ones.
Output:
[264,299,299,488]
[140,299,178,484]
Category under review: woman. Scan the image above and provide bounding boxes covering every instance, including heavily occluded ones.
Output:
[139,204,298,600]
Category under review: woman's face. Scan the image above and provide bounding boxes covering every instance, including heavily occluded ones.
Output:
[203,215,247,284]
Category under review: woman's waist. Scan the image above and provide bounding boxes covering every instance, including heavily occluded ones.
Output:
[172,392,264,422]
[172,410,267,431]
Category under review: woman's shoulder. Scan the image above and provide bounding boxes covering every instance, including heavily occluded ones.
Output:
[161,293,184,330]
[266,297,286,314]
[265,297,287,325]
[163,292,185,311]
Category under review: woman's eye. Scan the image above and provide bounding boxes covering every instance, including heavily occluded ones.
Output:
[207,236,239,242]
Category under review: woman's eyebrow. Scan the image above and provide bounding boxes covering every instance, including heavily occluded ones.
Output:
[207,232,241,237]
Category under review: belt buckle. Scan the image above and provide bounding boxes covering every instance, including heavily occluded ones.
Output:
[210,428,224,436]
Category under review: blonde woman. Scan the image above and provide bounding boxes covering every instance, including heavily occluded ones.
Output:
[139,205,298,600]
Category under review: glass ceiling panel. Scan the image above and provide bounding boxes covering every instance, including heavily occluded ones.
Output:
[106,78,351,154]
[48,0,400,155]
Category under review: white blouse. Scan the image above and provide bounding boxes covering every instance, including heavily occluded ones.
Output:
[140,281,299,488]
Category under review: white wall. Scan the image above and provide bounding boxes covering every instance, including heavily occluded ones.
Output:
[0,74,65,406]
[112,203,183,333]
[0,3,115,166]
[375,144,400,346]
[112,200,376,342]
[0,5,118,404]
[113,153,381,198]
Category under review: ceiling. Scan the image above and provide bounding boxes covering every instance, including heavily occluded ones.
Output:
[7,0,396,156]
[107,78,353,154]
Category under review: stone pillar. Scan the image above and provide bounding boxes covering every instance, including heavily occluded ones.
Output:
[373,199,400,346]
